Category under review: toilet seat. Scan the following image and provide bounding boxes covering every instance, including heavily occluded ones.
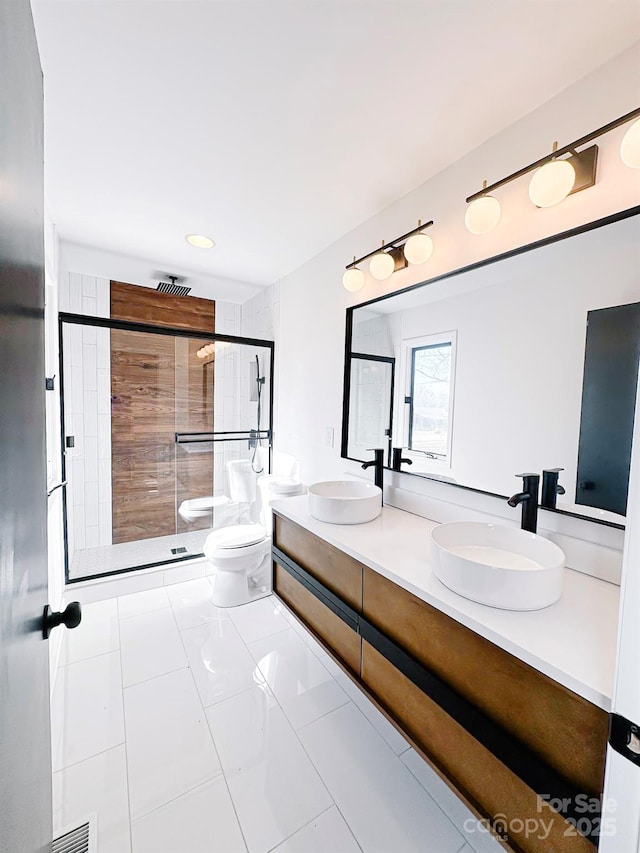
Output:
[203,524,268,564]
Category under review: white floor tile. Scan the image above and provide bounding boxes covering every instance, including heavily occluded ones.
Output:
[124,668,221,821]
[320,654,409,755]
[206,686,332,853]
[272,807,361,853]
[401,749,503,853]
[285,613,330,658]
[249,629,349,729]
[227,595,290,644]
[59,598,120,665]
[181,619,263,707]
[298,703,465,853]
[51,651,124,772]
[118,586,170,620]
[120,608,187,687]
[167,578,229,631]
[131,777,246,853]
[53,745,131,853]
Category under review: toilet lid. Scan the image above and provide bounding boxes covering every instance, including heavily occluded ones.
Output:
[206,524,267,550]
[270,478,303,495]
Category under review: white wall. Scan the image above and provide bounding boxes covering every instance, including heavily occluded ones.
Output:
[274,44,640,492]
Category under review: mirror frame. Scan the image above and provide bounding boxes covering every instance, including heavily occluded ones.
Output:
[341,204,640,530]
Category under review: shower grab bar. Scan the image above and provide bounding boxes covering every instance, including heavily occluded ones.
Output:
[47,480,67,498]
[175,430,271,444]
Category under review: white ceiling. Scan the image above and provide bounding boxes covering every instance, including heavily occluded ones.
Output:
[32,0,640,296]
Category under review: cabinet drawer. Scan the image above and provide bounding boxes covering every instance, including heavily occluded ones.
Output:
[362,568,608,798]
[274,514,364,611]
[361,641,595,853]
[274,562,361,675]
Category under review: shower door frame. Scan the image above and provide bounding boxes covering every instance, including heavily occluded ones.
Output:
[58,311,275,584]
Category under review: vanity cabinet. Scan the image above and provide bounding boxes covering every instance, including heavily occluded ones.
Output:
[272,512,609,853]
[273,515,363,675]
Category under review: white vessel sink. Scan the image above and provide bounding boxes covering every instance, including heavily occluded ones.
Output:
[308,480,382,525]
[430,522,565,611]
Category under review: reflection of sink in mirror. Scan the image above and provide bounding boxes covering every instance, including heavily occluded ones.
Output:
[344,212,640,528]
[555,502,625,526]
[431,522,565,611]
[308,480,382,525]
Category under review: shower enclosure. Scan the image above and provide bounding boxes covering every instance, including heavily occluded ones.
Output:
[59,313,273,582]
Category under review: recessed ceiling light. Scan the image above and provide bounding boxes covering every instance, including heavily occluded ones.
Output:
[185,234,215,249]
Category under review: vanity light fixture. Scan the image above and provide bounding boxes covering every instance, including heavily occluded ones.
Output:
[620,118,640,168]
[528,142,576,208]
[185,234,215,249]
[342,257,365,292]
[344,219,434,288]
[466,107,640,217]
[403,220,434,265]
[369,242,396,281]
[464,182,501,234]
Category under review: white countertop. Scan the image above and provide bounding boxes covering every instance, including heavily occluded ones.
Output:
[272,495,620,711]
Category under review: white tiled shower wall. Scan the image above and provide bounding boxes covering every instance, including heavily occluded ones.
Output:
[59,273,112,563]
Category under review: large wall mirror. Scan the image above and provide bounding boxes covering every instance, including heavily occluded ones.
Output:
[342,207,640,528]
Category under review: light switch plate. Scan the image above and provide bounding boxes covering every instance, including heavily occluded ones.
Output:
[325,427,334,448]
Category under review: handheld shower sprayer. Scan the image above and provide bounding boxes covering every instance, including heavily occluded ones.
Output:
[251,354,265,473]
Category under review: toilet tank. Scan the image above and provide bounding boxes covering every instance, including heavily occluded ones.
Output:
[226,459,258,504]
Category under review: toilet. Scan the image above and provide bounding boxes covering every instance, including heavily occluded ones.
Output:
[204,459,304,607]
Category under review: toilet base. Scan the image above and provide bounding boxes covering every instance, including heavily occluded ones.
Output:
[211,555,272,608]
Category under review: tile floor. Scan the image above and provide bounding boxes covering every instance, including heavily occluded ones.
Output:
[51,578,502,853]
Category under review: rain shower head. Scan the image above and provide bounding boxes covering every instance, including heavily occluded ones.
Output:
[156,274,191,297]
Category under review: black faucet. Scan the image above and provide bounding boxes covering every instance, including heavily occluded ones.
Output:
[541,468,566,510]
[392,447,413,472]
[507,473,540,533]
[362,448,385,492]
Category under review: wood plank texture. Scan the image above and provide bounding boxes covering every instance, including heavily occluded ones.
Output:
[110,282,215,543]
[362,567,608,797]
[110,280,215,332]
[274,563,361,675]
[361,642,595,853]
[274,515,364,611]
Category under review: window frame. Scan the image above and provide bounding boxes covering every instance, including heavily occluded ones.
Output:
[402,330,457,469]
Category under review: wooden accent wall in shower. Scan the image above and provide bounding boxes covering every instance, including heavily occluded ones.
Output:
[110,281,215,544]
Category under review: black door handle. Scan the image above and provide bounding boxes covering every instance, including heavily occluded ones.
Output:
[43,602,82,639]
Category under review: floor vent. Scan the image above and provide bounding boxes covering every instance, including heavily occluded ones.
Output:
[157,280,191,297]
[52,819,92,853]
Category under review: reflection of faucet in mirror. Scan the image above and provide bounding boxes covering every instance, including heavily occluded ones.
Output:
[541,468,566,510]
[362,448,385,492]
[392,447,413,472]
[507,473,540,533]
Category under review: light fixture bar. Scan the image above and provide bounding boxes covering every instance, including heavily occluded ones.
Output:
[466,106,640,203]
[346,220,434,269]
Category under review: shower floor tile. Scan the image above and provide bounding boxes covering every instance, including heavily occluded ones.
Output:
[68,528,212,580]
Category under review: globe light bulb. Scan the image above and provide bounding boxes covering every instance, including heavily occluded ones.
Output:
[620,118,640,169]
[403,232,433,265]
[528,158,576,208]
[464,195,501,234]
[369,251,395,281]
[342,266,365,292]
